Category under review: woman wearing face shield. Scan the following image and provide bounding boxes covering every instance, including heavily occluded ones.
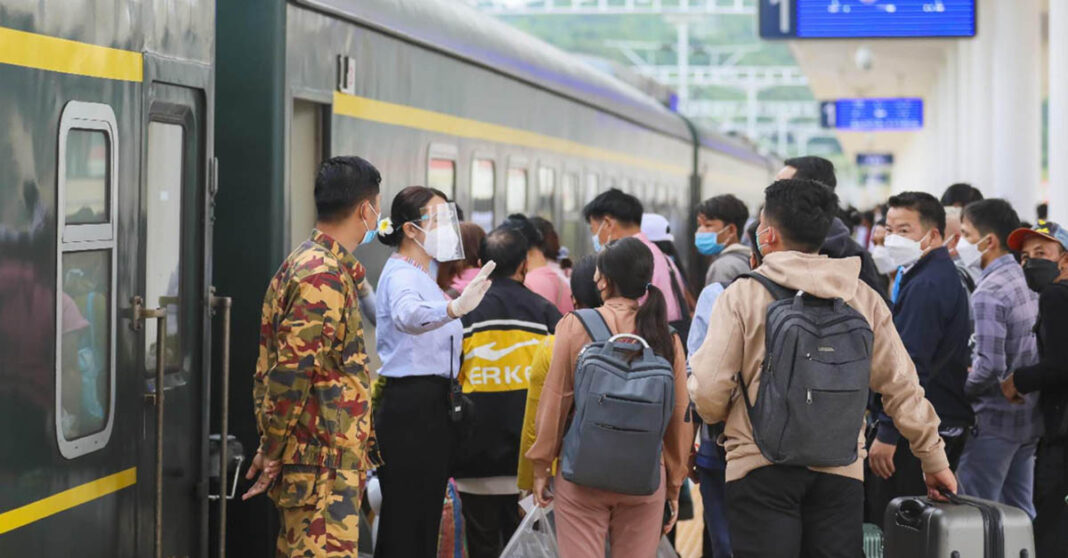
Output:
[373,186,495,558]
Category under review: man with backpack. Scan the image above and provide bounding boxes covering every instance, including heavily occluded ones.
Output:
[688,179,956,557]
[864,192,973,526]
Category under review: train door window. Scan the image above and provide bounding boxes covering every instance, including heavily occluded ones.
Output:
[536,166,555,219]
[290,100,327,250]
[471,158,495,231]
[506,167,527,215]
[584,172,599,203]
[144,122,184,378]
[56,101,118,458]
[64,131,109,226]
[429,158,456,199]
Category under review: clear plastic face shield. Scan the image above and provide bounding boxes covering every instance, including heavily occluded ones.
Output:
[412,201,464,262]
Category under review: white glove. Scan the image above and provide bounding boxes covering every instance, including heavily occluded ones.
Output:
[448,261,495,318]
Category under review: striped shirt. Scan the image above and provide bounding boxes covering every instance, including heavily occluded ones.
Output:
[966,254,1043,440]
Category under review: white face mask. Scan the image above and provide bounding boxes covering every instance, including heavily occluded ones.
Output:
[870,245,897,275]
[956,235,985,269]
[415,223,463,262]
[884,233,926,269]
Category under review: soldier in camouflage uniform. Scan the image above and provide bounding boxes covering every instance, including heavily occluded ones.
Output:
[244,156,385,558]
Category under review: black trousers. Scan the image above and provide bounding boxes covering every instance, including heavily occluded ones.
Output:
[457,493,520,558]
[726,466,864,558]
[863,433,967,529]
[1033,440,1068,558]
[373,376,456,558]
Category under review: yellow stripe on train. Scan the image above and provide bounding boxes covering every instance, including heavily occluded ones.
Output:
[0,25,142,82]
[0,467,137,534]
[333,91,689,176]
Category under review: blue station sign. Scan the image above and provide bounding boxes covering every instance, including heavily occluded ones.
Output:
[820,98,924,131]
[760,0,976,39]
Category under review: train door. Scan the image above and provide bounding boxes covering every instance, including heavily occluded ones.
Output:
[132,56,214,558]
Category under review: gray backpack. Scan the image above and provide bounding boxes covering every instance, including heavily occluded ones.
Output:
[738,273,874,467]
[560,309,676,495]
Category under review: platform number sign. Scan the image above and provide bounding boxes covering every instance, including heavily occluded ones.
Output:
[337,55,357,95]
[820,101,837,129]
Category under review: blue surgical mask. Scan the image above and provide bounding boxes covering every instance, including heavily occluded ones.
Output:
[360,204,383,246]
[591,221,607,253]
[695,230,726,256]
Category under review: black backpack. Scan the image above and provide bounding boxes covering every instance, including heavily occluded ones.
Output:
[738,272,874,467]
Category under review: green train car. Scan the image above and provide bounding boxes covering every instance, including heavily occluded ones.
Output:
[0,0,775,556]
[0,1,219,557]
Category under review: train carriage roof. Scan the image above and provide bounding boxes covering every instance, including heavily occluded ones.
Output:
[296,0,699,141]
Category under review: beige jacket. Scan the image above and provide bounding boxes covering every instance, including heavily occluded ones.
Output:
[687,251,948,483]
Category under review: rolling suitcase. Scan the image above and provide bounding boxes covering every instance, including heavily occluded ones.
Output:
[884,492,1034,558]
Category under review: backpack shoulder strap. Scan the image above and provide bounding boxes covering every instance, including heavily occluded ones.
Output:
[737,272,795,301]
[574,308,612,343]
[955,265,976,293]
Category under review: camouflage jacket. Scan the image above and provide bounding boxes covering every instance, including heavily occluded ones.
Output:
[254,230,382,470]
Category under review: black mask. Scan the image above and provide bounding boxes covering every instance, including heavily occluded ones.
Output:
[1023,258,1060,293]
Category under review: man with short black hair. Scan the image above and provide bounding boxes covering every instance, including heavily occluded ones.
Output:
[955,199,1042,517]
[696,194,752,286]
[455,226,562,557]
[865,192,972,527]
[689,179,954,558]
[778,156,837,189]
[773,156,887,298]
[941,182,984,208]
[584,188,687,323]
[246,155,385,556]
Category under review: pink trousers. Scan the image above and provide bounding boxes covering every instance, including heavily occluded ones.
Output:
[553,466,667,558]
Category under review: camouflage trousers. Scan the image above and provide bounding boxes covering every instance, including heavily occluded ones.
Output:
[269,465,366,558]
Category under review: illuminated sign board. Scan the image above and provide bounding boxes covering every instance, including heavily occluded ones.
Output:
[760,0,976,39]
[820,98,923,131]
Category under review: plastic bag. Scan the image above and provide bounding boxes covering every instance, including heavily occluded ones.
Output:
[500,504,559,558]
[655,536,679,558]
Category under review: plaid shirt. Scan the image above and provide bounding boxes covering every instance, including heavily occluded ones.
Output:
[966,254,1043,440]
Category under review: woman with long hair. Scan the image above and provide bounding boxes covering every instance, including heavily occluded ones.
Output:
[526,237,691,557]
[373,186,494,557]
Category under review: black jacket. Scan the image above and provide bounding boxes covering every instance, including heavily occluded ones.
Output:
[873,247,974,443]
[454,278,562,478]
[1014,280,1068,441]
[822,217,889,302]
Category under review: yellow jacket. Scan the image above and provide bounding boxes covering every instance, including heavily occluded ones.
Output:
[516,335,554,490]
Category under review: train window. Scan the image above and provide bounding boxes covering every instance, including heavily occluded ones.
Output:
[64,130,109,226]
[57,101,118,458]
[428,158,456,199]
[584,173,599,203]
[59,250,112,441]
[145,122,184,377]
[536,167,555,218]
[471,158,495,231]
[562,173,579,214]
[506,167,527,215]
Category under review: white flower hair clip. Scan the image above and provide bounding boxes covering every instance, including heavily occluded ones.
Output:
[377,217,394,237]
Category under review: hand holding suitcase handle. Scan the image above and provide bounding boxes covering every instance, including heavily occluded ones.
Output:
[924,467,958,502]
